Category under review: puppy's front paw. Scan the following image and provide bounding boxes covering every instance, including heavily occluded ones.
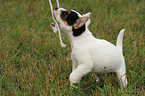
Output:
[70,83,79,91]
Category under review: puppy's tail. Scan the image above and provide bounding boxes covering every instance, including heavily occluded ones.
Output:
[116,29,125,52]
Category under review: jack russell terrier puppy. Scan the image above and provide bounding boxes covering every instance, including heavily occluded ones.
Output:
[51,7,127,89]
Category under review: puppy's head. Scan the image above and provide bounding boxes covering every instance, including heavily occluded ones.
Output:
[53,8,91,37]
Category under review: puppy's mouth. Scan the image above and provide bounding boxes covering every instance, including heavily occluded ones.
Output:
[50,22,60,27]
[51,22,56,27]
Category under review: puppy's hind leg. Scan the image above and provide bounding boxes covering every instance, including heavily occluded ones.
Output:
[116,66,127,89]
[95,73,104,83]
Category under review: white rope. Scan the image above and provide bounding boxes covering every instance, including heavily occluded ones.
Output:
[56,0,59,8]
[49,0,66,47]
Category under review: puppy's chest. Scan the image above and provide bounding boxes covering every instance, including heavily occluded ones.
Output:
[71,39,98,55]
[71,44,91,54]
[72,39,94,49]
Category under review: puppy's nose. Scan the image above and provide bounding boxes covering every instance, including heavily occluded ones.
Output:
[55,7,58,10]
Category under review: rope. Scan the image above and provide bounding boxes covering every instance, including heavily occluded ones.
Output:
[49,0,66,47]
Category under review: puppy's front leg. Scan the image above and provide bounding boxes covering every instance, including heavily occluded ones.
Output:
[71,55,78,72]
[69,64,92,87]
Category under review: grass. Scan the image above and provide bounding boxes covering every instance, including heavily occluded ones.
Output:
[0,0,144,95]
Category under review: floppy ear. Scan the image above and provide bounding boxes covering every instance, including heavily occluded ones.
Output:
[73,16,89,29]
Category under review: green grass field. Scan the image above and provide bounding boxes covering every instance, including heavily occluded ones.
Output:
[0,0,144,95]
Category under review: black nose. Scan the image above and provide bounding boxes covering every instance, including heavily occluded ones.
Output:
[55,7,58,10]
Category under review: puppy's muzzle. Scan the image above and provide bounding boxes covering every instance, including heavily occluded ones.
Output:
[51,22,55,27]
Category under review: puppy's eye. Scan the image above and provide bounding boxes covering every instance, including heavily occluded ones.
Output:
[61,11,69,20]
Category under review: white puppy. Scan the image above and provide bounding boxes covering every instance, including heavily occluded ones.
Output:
[51,7,127,89]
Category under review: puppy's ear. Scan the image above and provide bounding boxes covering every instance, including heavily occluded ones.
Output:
[83,12,91,17]
[73,12,91,29]
[73,16,89,29]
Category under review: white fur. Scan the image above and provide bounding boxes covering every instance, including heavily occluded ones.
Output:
[53,8,127,89]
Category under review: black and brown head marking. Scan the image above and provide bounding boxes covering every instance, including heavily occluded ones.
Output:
[60,10,86,37]
[60,10,79,26]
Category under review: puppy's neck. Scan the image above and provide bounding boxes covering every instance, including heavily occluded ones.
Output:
[66,28,93,48]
